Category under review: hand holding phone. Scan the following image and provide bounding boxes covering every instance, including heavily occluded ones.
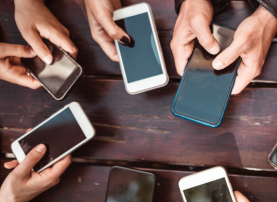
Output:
[0,144,71,202]
[21,39,83,100]
[11,102,95,173]
[113,3,168,94]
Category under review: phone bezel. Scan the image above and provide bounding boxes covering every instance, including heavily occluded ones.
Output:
[21,45,83,101]
[268,142,277,169]
[178,166,237,202]
[113,3,168,95]
[11,102,95,173]
[105,166,156,202]
[171,23,242,128]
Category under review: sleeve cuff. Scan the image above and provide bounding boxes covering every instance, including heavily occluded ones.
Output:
[256,0,277,18]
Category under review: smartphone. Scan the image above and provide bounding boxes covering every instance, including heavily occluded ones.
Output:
[172,23,241,127]
[113,3,169,94]
[21,39,83,100]
[11,102,95,173]
[105,166,156,202]
[179,166,237,202]
[268,142,277,169]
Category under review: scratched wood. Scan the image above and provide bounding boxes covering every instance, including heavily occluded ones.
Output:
[1,0,277,80]
[0,79,277,171]
[1,161,276,202]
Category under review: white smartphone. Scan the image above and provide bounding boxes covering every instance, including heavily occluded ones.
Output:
[179,166,237,202]
[113,3,169,94]
[11,102,95,173]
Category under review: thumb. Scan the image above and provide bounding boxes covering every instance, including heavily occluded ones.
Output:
[212,36,244,70]
[193,23,220,55]
[15,144,47,178]
[0,43,36,58]
[96,9,130,46]
[234,191,249,202]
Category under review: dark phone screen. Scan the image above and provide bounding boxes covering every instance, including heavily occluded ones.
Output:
[173,24,240,125]
[21,39,81,99]
[269,147,277,167]
[183,178,233,202]
[106,167,156,202]
[115,13,163,83]
[19,108,86,172]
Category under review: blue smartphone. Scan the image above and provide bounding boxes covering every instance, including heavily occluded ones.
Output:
[171,23,241,128]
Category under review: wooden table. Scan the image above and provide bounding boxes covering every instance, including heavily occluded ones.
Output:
[1,0,277,201]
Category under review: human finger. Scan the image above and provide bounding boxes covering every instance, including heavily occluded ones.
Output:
[234,191,250,202]
[94,8,130,46]
[231,61,255,95]
[171,39,194,76]
[212,36,247,70]
[48,155,72,179]
[0,43,36,58]
[22,28,53,64]
[15,144,47,178]
[4,160,19,169]
[191,19,220,55]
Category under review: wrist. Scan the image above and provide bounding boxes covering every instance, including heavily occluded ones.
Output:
[256,5,277,32]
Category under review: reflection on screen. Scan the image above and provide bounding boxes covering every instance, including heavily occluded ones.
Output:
[106,167,155,202]
[21,39,80,98]
[115,13,163,83]
[19,108,86,172]
[174,24,240,124]
[183,178,232,202]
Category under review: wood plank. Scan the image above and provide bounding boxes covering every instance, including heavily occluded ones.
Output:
[1,0,277,81]
[1,162,276,202]
[1,79,277,171]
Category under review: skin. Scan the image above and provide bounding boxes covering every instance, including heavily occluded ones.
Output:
[84,0,130,61]
[0,43,41,89]
[234,191,250,202]
[171,0,277,94]
[14,0,78,64]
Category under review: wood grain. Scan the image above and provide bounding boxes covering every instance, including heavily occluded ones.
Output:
[1,161,276,202]
[1,78,277,171]
[1,0,277,81]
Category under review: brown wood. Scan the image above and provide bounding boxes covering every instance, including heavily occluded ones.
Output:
[1,78,277,171]
[1,161,276,202]
[1,0,277,81]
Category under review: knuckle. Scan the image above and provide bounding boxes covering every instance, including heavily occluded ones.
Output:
[16,46,25,56]
[108,29,118,39]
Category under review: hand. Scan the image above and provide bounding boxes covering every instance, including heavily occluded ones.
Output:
[84,0,130,61]
[171,0,220,76]
[0,43,41,89]
[234,191,249,202]
[14,0,77,64]
[212,5,277,94]
[0,144,71,202]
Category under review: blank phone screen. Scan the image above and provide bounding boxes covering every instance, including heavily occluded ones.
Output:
[106,167,156,202]
[173,24,240,125]
[183,178,233,202]
[21,39,81,99]
[115,13,163,83]
[19,108,86,172]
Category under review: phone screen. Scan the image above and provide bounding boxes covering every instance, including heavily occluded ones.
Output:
[269,147,277,167]
[173,24,240,125]
[19,107,86,172]
[115,13,163,83]
[183,178,233,202]
[106,167,156,202]
[21,39,82,99]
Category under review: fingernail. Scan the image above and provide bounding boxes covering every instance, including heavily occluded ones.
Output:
[42,55,53,64]
[213,59,224,70]
[30,49,36,56]
[36,144,46,153]
[119,36,130,46]
[209,44,220,55]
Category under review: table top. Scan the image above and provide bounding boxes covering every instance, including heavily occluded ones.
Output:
[1,0,277,201]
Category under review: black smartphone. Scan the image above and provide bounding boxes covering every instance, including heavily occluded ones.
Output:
[268,143,277,169]
[105,166,156,202]
[172,23,241,127]
[21,39,83,100]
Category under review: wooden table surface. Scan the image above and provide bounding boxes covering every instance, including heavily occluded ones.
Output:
[1,0,277,201]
